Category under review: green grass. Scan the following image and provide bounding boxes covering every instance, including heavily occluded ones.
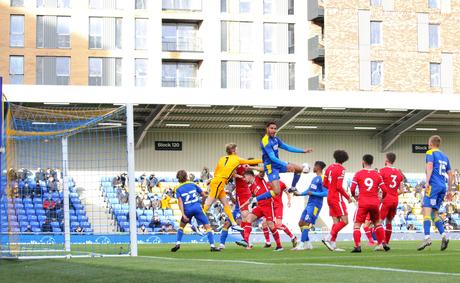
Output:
[1,241,459,283]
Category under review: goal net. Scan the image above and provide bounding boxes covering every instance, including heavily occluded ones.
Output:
[1,102,133,259]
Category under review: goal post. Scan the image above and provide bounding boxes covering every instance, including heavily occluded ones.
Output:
[1,101,138,259]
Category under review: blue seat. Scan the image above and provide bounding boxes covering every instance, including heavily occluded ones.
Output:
[52,227,62,233]
[70,192,79,198]
[77,215,88,222]
[33,198,43,204]
[17,209,26,215]
[50,221,60,228]
[24,203,34,209]
[112,204,122,210]
[81,222,91,228]
[36,209,46,215]
[144,210,153,217]
[71,222,79,228]
[38,215,47,222]
[23,198,33,204]
[70,215,78,222]
[117,215,127,222]
[73,203,83,210]
[15,203,24,209]
[18,215,28,221]
[26,209,36,215]
[163,209,173,217]
[30,221,40,227]
[32,227,41,233]
[76,209,85,216]
[139,215,148,222]
[71,198,81,204]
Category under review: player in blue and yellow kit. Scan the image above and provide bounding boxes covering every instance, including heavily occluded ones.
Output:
[171,170,220,252]
[251,121,312,206]
[292,161,328,250]
[418,135,454,251]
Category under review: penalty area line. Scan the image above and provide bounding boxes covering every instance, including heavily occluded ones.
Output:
[139,256,460,277]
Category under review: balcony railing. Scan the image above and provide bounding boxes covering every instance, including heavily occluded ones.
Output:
[308,35,324,61]
[308,0,324,21]
[162,0,202,11]
[162,78,201,88]
[162,38,202,52]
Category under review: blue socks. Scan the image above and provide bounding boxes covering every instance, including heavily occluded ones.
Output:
[176,227,184,243]
[207,230,215,245]
[220,229,228,245]
[434,218,445,235]
[423,219,431,236]
[256,191,274,202]
[292,173,301,188]
[301,226,310,242]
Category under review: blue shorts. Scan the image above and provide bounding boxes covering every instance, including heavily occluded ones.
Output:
[184,207,209,225]
[300,205,321,225]
[422,186,446,211]
[264,163,287,183]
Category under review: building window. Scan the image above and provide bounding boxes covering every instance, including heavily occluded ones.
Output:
[36,56,70,85]
[135,59,148,87]
[239,0,250,13]
[221,61,253,89]
[37,16,71,48]
[37,0,70,8]
[10,0,24,7]
[162,0,202,11]
[88,57,122,86]
[162,62,198,88]
[135,19,148,50]
[370,21,382,45]
[9,56,24,84]
[89,17,102,49]
[429,24,440,48]
[263,0,294,15]
[264,62,294,90]
[135,0,149,9]
[288,23,294,54]
[371,61,383,86]
[370,0,382,6]
[264,23,293,55]
[430,63,441,87]
[221,21,252,53]
[89,17,122,49]
[428,0,440,9]
[89,0,120,9]
[163,23,200,51]
[10,15,24,47]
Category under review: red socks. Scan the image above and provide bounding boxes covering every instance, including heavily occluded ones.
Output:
[330,221,347,241]
[375,224,385,245]
[242,222,252,243]
[385,222,392,244]
[263,227,271,243]
[270,227,282,248]
[363,226,374,242]
[278,224,294,239]
[353,228,361,247]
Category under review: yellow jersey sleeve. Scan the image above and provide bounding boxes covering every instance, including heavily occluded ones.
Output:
[238,158,262,165]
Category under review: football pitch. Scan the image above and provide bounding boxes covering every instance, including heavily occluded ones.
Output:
[1,240,459,283]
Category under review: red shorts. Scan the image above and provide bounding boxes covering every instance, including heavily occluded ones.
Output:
[354,204,380,224]
[252,204,274,222]
[380,200,398,221]
[273,202,283,220]
[237,194,251,212]
[328,199,348,217]
[365,213,371,222]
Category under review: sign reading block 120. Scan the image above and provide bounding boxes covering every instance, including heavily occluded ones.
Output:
[155,141,182,151]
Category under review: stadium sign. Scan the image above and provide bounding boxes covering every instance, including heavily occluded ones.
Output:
[155,141,182,151]
[412,144,429,153]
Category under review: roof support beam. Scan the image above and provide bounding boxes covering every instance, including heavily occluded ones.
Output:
[135,104,168,148]
[381,110,436,151]
[276,107,306,131]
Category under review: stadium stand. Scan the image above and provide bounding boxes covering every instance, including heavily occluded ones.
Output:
[1,168,92,234]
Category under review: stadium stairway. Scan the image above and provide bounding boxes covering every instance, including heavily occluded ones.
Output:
[80,186,117,233]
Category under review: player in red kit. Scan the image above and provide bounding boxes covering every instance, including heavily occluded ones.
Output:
[379,152,404,245]
[322,150,352,252]
[261,177,297,248]
[238,169,283,251]
[350,154,390,253]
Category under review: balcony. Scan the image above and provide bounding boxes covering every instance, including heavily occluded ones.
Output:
[308,76,325,90]
[162,0,202,11]
[308,35,324,61]
[308,0,324,21]
[162,78,201,88]
[162,38,202,52]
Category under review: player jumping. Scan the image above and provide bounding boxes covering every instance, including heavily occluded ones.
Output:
[239,169,283,251]
[204,143,262,232]
[350,154,390,253]
[379,152,404,245]
[418,135,453,251]
[322,150,352,252]
[171,170,220,252]
[292,161,328,250]
[250,121,312,206]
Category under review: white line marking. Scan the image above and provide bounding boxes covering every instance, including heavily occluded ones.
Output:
[139,256,460,277]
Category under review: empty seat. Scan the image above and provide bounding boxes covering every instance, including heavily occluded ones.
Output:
[30,221,40,227]
[163,209,173,217]
[36,209,46,215]
[52,227,62,233]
